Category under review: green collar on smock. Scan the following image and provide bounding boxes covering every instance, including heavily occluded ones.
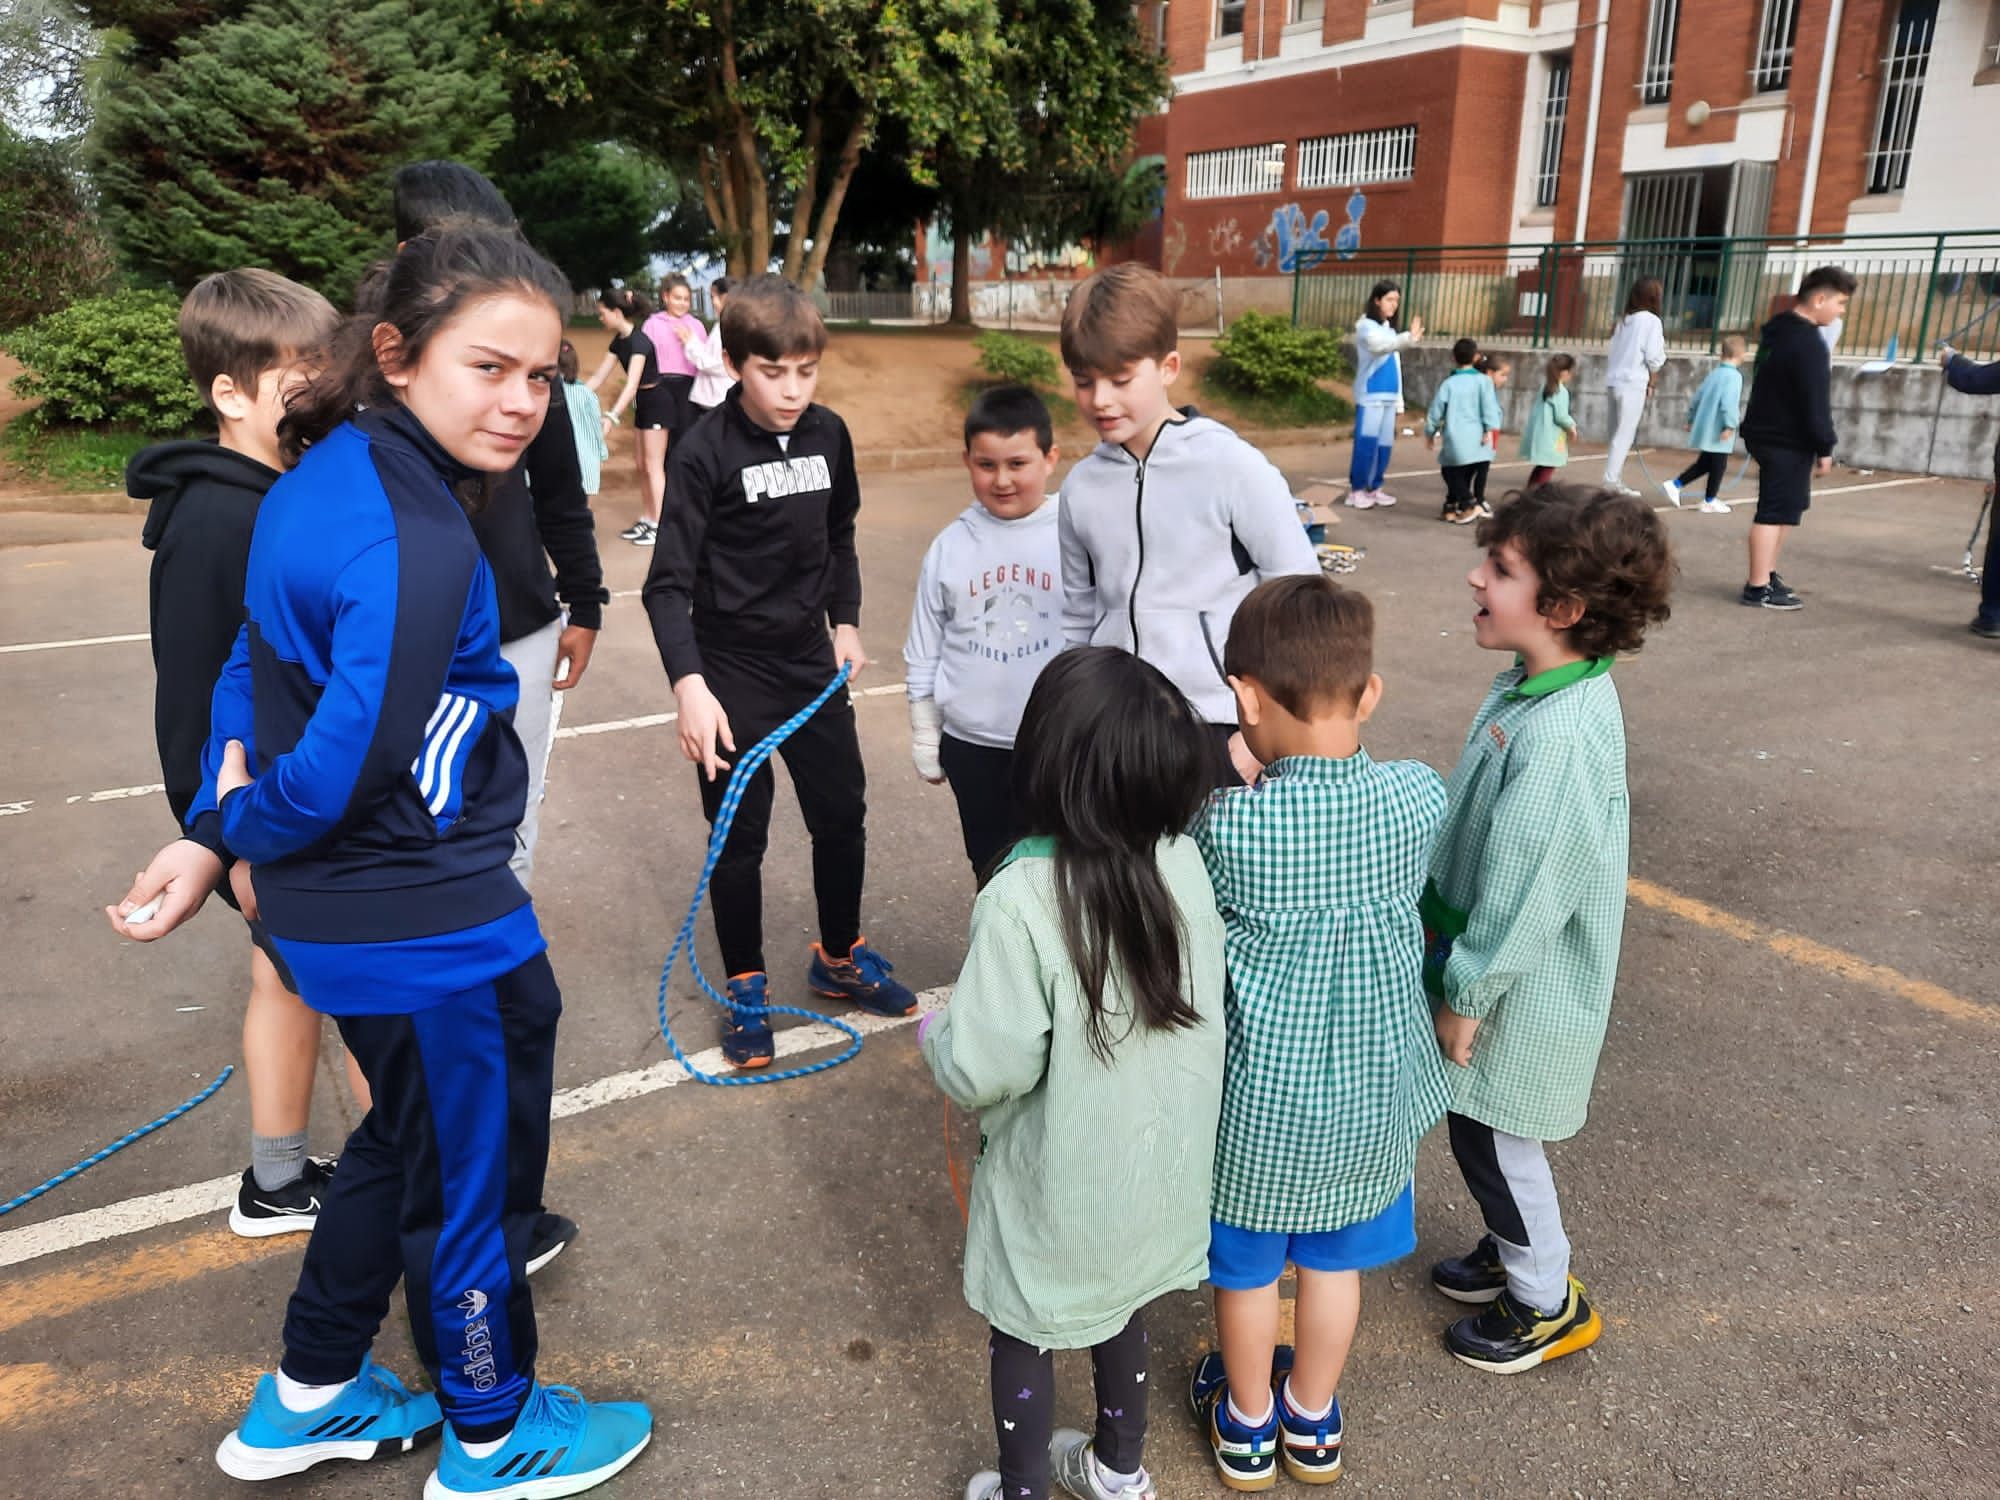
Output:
[1506,656,1613,700]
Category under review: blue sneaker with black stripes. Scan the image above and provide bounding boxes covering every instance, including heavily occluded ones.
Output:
[425,1383,652,1499]
[215,1354,442,1480]
[807,938,917,1017]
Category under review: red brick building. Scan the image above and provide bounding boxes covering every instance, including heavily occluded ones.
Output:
[1138,0,2000,278]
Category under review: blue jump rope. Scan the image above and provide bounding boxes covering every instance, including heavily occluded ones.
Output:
[0,1065,234,1219]
[653,664,868,1086]
[1,668,865,1217]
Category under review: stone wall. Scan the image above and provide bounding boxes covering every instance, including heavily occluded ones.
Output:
[1392,342,2000,483]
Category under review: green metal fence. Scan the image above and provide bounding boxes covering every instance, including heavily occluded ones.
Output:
[1291,230,2000,361]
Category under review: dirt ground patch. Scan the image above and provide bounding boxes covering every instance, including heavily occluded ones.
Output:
[0,327,1319,511]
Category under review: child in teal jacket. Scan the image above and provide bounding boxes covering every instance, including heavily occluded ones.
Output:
[1521,354,1578,487]
[1661,335,1745,514]
[1428,338,1504,525]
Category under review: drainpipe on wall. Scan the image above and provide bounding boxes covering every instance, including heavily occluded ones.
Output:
[1573,0,1611,241]
[1795,0,1847,238]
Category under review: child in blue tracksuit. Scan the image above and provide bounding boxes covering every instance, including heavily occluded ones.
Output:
[1346,280,1424,509]
[110,226,650,1499]
[1661,335,1745,514]
[1427,338,1503,525]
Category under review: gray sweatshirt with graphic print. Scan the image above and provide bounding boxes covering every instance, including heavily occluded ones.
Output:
[1058,414,1319,724]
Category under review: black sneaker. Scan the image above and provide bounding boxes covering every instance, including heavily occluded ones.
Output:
[525,1212,579,1276]
[617,519,649,541]
[228,1157,334,1238]
[1430,1234,1507,1304]
[1740,579,1803,610]
[1444,1276,1602,1374]
[1973,614,2000,640]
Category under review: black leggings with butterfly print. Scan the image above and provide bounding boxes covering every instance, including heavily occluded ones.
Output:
[988,1312,1149,1497]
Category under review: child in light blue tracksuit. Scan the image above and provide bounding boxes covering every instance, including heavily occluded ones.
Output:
[1662,335,1745,514]
[1427,338,1503,525]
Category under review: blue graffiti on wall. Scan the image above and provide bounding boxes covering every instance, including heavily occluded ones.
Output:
[1334,191,1366,261]
[1268,203,1332,274]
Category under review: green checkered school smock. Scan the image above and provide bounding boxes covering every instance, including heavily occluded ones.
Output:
[1422,659,1630,1143]
[1192,751,1450,1233]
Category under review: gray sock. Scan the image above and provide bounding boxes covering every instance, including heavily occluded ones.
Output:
[251,1130,310,1192]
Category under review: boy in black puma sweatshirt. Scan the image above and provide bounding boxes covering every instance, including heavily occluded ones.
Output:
[642,275,916,1068]
[128,269,347,1235]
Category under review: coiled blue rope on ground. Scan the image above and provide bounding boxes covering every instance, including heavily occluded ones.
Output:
[0,1065,234,1218]
[655,665,867,1086]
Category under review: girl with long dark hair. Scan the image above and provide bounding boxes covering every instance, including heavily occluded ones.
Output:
[585,286,666,545]
[923,646,1228,1500]
[112,224,652,1496]
[1347,280,1424,508]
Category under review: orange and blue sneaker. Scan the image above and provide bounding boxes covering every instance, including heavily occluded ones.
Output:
[807,939,917,1017]
[1444,1275,1603,1374]
[1275,1379,1343,1484]
[720,972,775,1068]
[1187,1351,1278,1492]
[215,1354,442,1481]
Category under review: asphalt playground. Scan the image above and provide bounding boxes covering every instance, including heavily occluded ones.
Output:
[2,432,1997,1498]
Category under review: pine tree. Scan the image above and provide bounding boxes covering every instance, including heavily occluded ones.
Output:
[89,0,511,299]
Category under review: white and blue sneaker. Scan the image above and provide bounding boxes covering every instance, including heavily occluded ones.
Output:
[425,1383,652,1499]
[215,1354,442,1480]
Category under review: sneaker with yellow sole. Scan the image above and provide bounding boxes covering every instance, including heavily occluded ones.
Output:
[1444,1275,1602,1374]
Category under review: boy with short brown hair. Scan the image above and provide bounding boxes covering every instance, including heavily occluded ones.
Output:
[129,268,346,1235]
[1057,265,1318,787]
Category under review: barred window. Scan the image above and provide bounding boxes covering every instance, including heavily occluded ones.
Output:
[1535,56,1571,207]
[1639,0,1681,104]
[1867,0,1937,193]
[1751,0,1800,92]
[1186,142,1287,199]
[1295,126,1417,190]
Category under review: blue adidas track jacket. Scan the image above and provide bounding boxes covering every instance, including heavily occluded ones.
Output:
[186,406,543,1013]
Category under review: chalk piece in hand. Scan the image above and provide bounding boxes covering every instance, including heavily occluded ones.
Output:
[125,896,164,926]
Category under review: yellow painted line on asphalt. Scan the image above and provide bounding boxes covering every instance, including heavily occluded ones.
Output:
[1627,876,1995,1027]
[0,1232,296,1337]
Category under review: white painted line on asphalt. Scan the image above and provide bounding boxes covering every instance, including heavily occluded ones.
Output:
[3,685,913,815]
[0,985,949,1272]
[1650,475,1938,512]
[0,631,150,655]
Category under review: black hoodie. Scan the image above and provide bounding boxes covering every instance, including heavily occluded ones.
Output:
[1742,312,1837,456]
[131,439,279,832]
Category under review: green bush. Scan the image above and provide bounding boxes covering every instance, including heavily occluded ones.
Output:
[973,329,1061,388]
[1208,311,1346,397]
[4,290,205,434]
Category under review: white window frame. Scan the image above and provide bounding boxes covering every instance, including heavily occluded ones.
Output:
[1866,0,1936,194]
[1638,0,1680,104]
[1534,55,1571,208]
[1751,0,1799,92]
[1186,142,1287,199]
[1295,126,1417,190]
[1289,0,1326,22]
[1216,0,1246,37]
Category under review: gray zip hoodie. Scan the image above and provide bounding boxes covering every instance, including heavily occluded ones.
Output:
[1059,412,1319,724]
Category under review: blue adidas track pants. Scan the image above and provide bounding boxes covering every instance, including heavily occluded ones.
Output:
[279,955,560,1441]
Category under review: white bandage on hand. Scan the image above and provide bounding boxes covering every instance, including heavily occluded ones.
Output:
[909,698,945,783]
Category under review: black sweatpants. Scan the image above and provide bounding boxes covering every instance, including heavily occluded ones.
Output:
[938,733,1018,882]
[697,643,866,976]
[1442,461,1490,513]
[1675,450,1729,499]
[281,954,560,1441]
[990,1313,1150,1499]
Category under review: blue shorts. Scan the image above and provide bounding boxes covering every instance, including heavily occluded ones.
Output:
[1207,1182,1417,1291]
